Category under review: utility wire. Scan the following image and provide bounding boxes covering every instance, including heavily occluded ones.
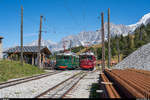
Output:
[81,0,87,31]
[63,0,81,27]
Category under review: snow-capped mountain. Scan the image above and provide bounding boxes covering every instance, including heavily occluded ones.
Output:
[26,13,150,52]
[26,40,57,51]
[128,13,150,31]
[27,40,57,46]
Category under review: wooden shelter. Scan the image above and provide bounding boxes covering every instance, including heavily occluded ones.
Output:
[3,46,51,66]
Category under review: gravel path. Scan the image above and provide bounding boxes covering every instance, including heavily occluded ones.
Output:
[64,71,99,98]
[0,70,81,98]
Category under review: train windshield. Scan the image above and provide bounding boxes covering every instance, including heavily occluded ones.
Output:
[80,55,93,60]
[56,56,63,59]
[64,56,70,59]
[57,55,72,60]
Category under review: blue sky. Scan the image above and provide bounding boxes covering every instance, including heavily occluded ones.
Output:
[0,0,150,49]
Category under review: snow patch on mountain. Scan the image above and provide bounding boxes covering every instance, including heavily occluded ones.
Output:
[25,13,150,52]
[26,40,57,46]
[128,13,150,31]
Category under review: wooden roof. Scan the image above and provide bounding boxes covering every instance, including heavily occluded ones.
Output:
[0,36,3,39]
[3,46,51,55]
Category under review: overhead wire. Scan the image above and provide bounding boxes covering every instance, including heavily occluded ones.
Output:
[96,14,101,31]
[63,0,80,26]
[81,0,87,31]
[18,0,92,44]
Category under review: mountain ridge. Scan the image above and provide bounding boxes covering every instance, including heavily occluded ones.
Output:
[26,13,150,52]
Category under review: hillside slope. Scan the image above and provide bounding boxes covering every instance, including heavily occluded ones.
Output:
[0,60,45,82]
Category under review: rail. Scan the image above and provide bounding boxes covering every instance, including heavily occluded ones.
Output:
[104,69,150,98]
[35,71,88,98]
[0,71,61,89]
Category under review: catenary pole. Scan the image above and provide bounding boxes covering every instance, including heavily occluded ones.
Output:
[108,8,111,68]
[101,12,105,72]
[117,35,120,63]
[38,15,43,68]
[20,6,23,66]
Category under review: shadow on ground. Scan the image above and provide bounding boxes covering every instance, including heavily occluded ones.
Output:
[89,83,101,98]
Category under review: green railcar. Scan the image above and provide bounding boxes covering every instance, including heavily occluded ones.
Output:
[55,52,79,70]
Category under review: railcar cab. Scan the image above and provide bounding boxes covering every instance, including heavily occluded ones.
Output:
[55,52,79,70]
[79,52,96,70]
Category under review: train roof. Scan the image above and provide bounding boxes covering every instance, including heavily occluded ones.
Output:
[79,52,94,56]
[56,52,79,57]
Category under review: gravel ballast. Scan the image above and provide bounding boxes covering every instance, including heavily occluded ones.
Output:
[114,43,150,70]
[0,70,81,98]
[64,71,99,98]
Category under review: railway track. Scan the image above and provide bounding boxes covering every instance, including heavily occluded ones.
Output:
[104,69,150,98]
[35,71,90,98]
[0,71,61,89]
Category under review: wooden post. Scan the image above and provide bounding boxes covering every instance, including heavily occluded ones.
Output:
[107,8,111,68]
[116,35,120,63]
[43,53,45,68]
[38,15,43,68]
[32,53,34,65]
[101,12,105,72]
[20,6,23,66]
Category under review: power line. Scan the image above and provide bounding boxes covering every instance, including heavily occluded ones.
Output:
[81,0,87,31]
[63,0,81,28]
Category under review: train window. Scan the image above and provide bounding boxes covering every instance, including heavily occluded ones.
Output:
[80,56,87,59]
[80,55,93,60]
[64,56,70,59]
[87,56,93,60]
[56,56,63,59]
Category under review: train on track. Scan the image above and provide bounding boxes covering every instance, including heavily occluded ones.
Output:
[79,52,96,70]
[54,51,96,70]
[55,52,79,70]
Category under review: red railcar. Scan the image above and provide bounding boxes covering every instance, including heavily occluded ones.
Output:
[79,52,96,70]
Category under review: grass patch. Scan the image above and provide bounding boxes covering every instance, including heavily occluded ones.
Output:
[0,60,45,82]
